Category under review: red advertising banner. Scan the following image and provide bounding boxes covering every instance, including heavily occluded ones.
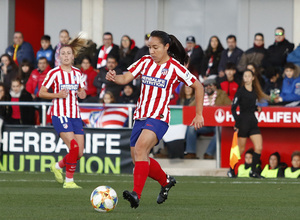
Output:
[183,106,300,128]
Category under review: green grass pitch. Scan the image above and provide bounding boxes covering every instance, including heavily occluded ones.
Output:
[0,172,299,220]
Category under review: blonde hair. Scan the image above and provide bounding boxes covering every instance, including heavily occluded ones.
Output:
[60,34,88,58]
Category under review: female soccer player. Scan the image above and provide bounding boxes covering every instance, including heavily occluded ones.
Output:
[39,36,87,188]
[106,30,204,208]
[230,69,269,177]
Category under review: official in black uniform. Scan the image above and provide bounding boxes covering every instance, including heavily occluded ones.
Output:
[231,69,269,177]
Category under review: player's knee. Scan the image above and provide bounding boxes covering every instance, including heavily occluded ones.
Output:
[134,145,147,159]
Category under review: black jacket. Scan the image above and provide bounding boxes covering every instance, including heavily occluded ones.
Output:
[187,45,204,78]
[93,67,124,99]
[218,47,243,72]
[133,46,149,62]
[118,46,139,71]
[263,39,294,69]
[200,50,223,77]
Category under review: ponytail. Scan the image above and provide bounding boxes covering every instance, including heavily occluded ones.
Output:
[150,30,189,65]
[60,34,89,58]
[168,35,189,65]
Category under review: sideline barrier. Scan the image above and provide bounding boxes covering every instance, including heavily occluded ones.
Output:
[0,126,134,173]
[183,106,300,168]
[0,102,137,127]
[1,101,299,170]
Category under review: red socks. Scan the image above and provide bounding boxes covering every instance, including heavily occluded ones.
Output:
[133,161,149,199]
[58,155,68,168]
[148,158,168,187]
[58,155,81,168]
[66,139,79,179]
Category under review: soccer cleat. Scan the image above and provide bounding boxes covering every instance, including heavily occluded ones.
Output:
[123,190,139,208]
[63,181,82,189]
[227,169,236,178]
[157,175,176,204]
[50,163,63,183]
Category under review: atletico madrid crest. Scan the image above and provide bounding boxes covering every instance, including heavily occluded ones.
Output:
[161,68,168,75]
[63,123,68,129]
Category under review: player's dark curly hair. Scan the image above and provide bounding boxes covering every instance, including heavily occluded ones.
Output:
[150,30,189,65]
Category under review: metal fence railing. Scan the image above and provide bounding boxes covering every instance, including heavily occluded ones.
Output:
[0,102,220,168]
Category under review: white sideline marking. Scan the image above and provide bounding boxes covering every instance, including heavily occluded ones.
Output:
[0,179,299,184]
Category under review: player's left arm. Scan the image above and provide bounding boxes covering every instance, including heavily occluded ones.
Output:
[77,87,86,99]
[78,72,87,99]
[190,80,204,129]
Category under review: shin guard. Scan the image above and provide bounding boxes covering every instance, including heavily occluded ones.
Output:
[148,158,168,186]
[66,139,79,179]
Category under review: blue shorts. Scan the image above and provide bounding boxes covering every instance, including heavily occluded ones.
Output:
[130,118,169,147]
[52,116,84,135]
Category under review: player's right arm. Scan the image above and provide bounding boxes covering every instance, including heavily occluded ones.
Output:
[106,70,134,85]
[39,86,68,99]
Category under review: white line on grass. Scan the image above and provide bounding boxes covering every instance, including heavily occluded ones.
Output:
[0,179,299,184]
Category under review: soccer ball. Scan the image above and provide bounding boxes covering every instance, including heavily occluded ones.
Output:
[90,186,118,212]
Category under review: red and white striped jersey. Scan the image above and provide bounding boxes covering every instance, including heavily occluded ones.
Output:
[42,66,86,118]
[128,55,197,124]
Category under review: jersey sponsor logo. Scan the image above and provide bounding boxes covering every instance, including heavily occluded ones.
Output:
[60,84,79,91]
[161,68,168,75]
[142,75,167,88]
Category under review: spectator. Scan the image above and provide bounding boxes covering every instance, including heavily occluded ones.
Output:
[217,62,241,101]
[133,33,150,62]
[185,36,204,78]
[101,91,116,104]
[0,54,19,91]
[118,83,139,104]
[263,27,294,71]
[218,35,243,77]
[200,36,224,81]
[18,59,33,85]
[287,43,300,67]
[5,31,35,66]
[93,55,123,99]
[26,57,51,100]
[7,78,35,125]
[53,29,70,67]
[237,33,267,73]
[176,84,195,106]
[286,44,300,66]
[80,56,98,102]
[273,62,300,105]
[118,35,139,71]
[36,35,54,68]
[284,151,300,178]
[94,32,119,69]
[185,78,231,159]
[0,82,12,124]
[263,66,283,96]
[261,152,285,178]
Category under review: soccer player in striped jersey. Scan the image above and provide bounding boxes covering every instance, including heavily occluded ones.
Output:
[106,30,204,208]
[39,36,88,188]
